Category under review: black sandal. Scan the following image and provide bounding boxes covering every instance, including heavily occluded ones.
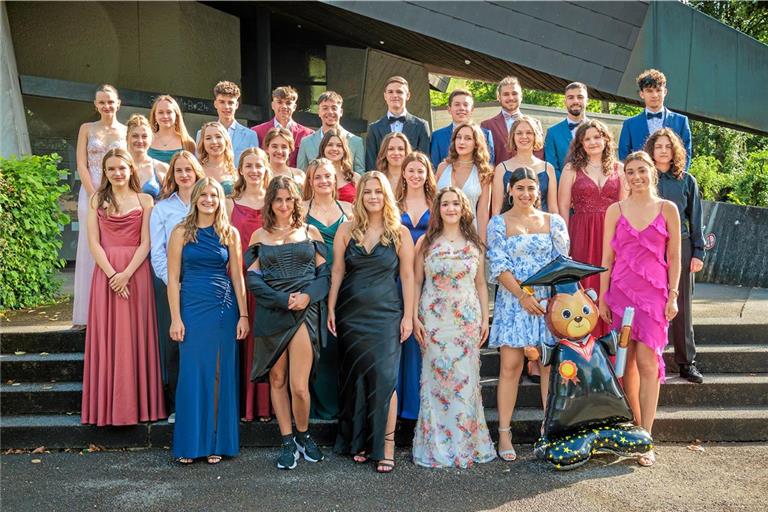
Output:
[376,432,396,473]
[353,451,369,464]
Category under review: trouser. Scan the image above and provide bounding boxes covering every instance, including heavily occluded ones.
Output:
[669,237,696,366]
[153,273,179,412]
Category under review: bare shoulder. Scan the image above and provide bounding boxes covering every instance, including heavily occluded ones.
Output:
[605,201,621,219]
[250,227,267,245]
[307,224,324,242]
[339,201,354,217]
[661,199,679,217]
[138,193,154,208]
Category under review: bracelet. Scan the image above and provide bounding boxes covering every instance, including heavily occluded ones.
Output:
[108,271,117,279]
[239,315,248,318]
[669,289,680,297]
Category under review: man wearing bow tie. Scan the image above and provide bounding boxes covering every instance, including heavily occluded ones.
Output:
[364,76,430,171]
[543,82,589,181]
[618,69,692,168]
[481,76,544,166]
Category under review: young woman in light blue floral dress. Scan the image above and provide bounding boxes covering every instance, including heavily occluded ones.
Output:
[412,186,496,468]
[487,167,570,462]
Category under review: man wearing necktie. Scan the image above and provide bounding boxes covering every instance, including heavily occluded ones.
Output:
[481,76,544,166]
[364,76,430,171]
[618,69,692,168]
[544,82,590,181]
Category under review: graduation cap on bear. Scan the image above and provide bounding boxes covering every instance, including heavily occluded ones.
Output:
[522,255,606,295]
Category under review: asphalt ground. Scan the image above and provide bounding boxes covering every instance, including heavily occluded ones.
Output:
[2,443,767,512]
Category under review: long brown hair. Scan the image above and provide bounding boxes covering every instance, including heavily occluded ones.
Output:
[350,171,402,250]
[624,151,660,198]
[375,132,412,176]
[148,94,195,151]
[446,122,494,185]
[567,120,616,176]
[232,147,271,199]
[397,152,437,210]
[420,186,484,257]
[303,158,337,201]
[644,128,687,179]
[96,148,141,215]
[319,128,355,183]
[161,151,205,199]
[262,175,304,232]
[179,178,235,246]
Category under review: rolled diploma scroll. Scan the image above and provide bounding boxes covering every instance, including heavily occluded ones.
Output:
[614,307,635,378]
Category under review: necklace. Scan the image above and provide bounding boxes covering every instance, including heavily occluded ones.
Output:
[272,224,292,232]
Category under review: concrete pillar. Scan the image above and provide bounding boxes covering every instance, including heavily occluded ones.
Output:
[0,1,30,158]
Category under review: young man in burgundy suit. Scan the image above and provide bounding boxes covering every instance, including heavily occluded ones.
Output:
[481,76,544,166]
[252,86,314,167]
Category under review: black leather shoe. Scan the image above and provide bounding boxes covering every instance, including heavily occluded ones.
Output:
[680,364,704,384]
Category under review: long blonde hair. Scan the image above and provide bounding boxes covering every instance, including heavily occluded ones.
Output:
[179,178,235,246]
[197,122,236,177]
[148,95,195,151]
[446,122,494,184]
[350,171,402,250]
[303,158,337,201]
[96,148,141,215]
[319,128,355,183]
[161,151,205,199]
[232,147,271,199]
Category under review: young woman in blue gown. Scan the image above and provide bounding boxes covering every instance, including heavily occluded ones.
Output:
[166,178,250,465]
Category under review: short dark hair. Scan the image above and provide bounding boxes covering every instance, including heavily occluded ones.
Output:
[448,88,473,105]
[637,69,667,91]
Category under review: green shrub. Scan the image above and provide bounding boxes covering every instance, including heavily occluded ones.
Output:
[729,150,768,208]
[0,154,70,310]
[688,155,733,202]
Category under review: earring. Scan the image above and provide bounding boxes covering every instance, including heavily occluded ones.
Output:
[507,195,513,206]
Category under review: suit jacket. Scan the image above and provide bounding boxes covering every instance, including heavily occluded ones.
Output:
[196,120,259,165]
[429,123,495,169]
[252,118,314,168]
[544,118,574,181]
[365,112,430,171]
[296,126,365,173]
[481,112,544,166]
[618,107,692,168]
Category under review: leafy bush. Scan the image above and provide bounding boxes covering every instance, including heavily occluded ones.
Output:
[728,150,768,208]
[0,154,70,310]
[688,155,734,202]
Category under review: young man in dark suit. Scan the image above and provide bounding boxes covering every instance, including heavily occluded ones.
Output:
[544,82,589,182]
[365,76,430,171]
[481,76,544,166]
[618,69,692,167]
[429,88,494,169]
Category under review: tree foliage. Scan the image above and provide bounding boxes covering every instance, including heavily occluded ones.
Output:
[688,0,768,44]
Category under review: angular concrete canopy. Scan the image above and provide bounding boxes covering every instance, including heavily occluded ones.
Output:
[263,1,767,134]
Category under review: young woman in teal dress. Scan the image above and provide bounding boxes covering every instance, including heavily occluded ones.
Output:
[147,95,196,164]
[302,158,353,420]
[167,178,250,465]
[126,114,168,200]
[395,152,436,420]
[412,186,496,468]
[329,171,415,473]
[198,121,237,196]
[247,176,330,470]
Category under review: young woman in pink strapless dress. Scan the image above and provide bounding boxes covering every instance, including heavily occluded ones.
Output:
[599,151,681,467]
[226,148,273,422]
[320,128,359,203]
[81,148,165,426]
[558,120,626,336]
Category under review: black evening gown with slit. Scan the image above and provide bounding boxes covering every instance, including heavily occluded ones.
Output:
[334,241,402,461]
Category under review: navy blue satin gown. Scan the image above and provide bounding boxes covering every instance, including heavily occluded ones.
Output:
[397,209,429,419]
[172,226,240,459]
[501,162,550,212]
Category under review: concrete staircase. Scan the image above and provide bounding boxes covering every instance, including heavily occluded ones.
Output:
[2,323,767,449]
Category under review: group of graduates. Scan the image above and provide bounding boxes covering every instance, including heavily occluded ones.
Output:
[73,68,703,471]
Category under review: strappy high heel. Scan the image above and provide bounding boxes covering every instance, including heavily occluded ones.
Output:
[497,427,517,461]
[376,432,396,473]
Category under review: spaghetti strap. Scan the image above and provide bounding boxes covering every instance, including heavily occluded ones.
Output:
[618,201,623,214]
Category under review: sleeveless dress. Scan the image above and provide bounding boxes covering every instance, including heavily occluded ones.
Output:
[81,208,165,426]
[72,132,125,325]
[437,164,482,228]
[334,241,403,461]
[307,202,348,420]
[338,181,357,203]
[140,160,163,200]
[147,147,183,164]
[230,202,272,421]
[501,162,551,212]
[412,241,496,468]
[569,167,621,335]
[487,214,570,348]
[397,209,430,420]
[605,205,670,382]
[173,226,240,459]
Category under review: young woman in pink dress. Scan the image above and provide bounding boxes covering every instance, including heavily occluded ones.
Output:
[599,151,681,467]
[226,147,273,422]
[558,120,626,335]
[320,128,359,203]
[72,84,126,328]
[81,148,166,426]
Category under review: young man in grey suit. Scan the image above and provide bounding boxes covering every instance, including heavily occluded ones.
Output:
[365,76,430,171]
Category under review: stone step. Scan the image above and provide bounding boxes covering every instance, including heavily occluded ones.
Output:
[3,406,767,449]
[0,353,84,382]
[478,344,768,377]
[5,373,767,416]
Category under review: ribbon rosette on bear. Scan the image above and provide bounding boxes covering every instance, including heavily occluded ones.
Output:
[521,255,653,470]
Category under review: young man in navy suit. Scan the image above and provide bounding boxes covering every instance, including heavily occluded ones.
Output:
[429,88,494,169]
[196,81,259,164]
[481,76,543,166]
[544,82,589,182]
[618,69,692,166]
[365,76,430,171]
